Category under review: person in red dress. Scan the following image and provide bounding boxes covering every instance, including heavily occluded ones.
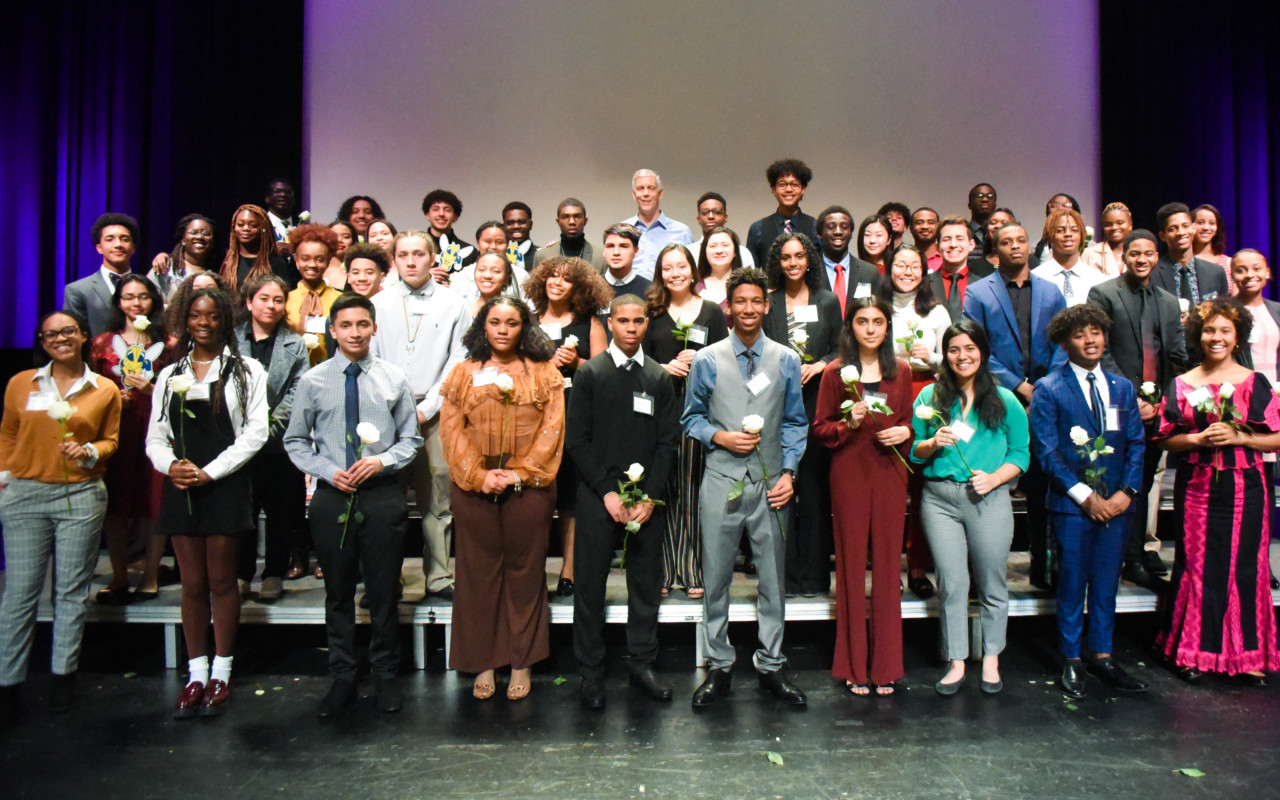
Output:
[813,296,914,695]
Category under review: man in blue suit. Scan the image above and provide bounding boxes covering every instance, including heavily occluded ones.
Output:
[1030,305,1149,699]
[964,222,1067,589]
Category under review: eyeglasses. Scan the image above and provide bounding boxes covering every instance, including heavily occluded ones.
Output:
[186,230,213,239]
[40,326,81,342]
[774,180,803,190]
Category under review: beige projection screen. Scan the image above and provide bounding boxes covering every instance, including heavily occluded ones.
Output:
[304,0,1098,244]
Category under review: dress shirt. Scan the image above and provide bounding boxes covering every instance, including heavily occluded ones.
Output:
[625,212,695,280]
[267,211,294,242]
[682,331,807,472]
[938,263,971,312]
[1032,257,1105,307]
[909,384,1030,481]
[1003,276,1034,377]
[370,279,470,419]
[99,264,127,296]
[926,251,942,272]
[823,253,852,297]
[1172,255,1200,303]
[248,331,276,365]
[607,341,645,369]
[145,351,269,480]
[1064,361,1111,504]
[283,352,422,486]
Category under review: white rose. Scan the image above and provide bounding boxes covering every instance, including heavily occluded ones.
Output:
[132,314,150,332]
[562,334,579,349]
[495,373,515,394]
[792,329,809,347]
[914,404,936,421]
[840,365,860,385]
[1219,383,1235,400]
[168,373,195,396]
[303,333,320,350]
[624,463,645,482]
[1178,298,1190,314]
[840,399,854,414]
[298,210,311,223]
[1140,381,1157,396]
[47,399,75,423]
[741,414,765,435]
[1069,426,1090,447]
[355,422,380,446]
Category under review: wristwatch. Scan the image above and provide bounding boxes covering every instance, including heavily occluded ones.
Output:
[781,468,796,478]
[1118,485,1138,499]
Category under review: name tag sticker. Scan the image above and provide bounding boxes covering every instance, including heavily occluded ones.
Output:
[1202,291,1218,301]
[687,325,708,346]
[541,322,562,340]
[865,391,888,408]
[950,419,976,443]
[187,383,211,402]
[854,283,872,299]
[633,392,653,416]
[747,372,772,396]
[1106,407,1120,432]
[1185,385,1212,408]
[305,315,327,334]
[793,304,818,323]
[26,391,54,412]
[472,367,498,387]
[562,376,573,390]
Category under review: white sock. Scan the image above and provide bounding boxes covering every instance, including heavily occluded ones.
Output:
[188,656,209,686]
[211,655,234,684]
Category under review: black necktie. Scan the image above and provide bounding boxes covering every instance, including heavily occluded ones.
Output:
[344,362,361,467]
[946,272,963,317]
[109,272,124,288]
[1088,372,1104,432]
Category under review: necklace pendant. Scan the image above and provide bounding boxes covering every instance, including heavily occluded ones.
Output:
[406,342,416,354]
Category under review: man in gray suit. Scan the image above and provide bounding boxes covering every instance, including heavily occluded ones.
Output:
[532,198,605,271]
[682,267,808,707]
[64,213,140,336]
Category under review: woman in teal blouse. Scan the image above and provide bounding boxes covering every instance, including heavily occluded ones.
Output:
[911,319,1029,696]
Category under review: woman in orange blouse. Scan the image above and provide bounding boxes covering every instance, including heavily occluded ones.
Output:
[440,296,564,702]
[0,310,121,721]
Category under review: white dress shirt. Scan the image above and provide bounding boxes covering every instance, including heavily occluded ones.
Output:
[1032,257,1106,307]
[1065,360,1111,505]
[370,279,471,420]
[607,341,645,369]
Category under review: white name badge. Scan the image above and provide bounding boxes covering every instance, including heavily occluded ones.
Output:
[471,367,498,387]
[562,376,573,390]
[747,372,772,396]
[853,283,872,299]
[633,392,654,416]
[687,325,708,346]
[1185,385,1212,408]
[949,419,976,443]
[541,322,562,340]
[305,315,327,334]
[793,304,818,324]
[187,383,211,402]
[26,391,54,412]
[1106,407,1120,432]
[865,391,888,409]
[1202,291,1218,301]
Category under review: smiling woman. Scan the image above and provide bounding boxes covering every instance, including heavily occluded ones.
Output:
[285,224,342,365]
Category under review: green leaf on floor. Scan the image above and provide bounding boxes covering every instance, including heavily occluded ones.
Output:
[727,480,744,502]
[273,686,283,691]
[766,751,784,766]
[553,676,567,686]
[254,689,265,696]
[1174,768,1205,778]
[122,672,136,679]
[1065,703,1078,711]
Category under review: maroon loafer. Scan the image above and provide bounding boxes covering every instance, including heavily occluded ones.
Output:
[173,681,204,720]
[199,679,230,717]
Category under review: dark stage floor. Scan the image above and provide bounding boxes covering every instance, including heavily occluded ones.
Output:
[2,615,1277,799]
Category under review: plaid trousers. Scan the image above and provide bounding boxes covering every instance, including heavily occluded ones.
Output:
[0,478,107,685]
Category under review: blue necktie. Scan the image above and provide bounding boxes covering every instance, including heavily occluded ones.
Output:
[344,362,361,467]
[1087,372,1104,432]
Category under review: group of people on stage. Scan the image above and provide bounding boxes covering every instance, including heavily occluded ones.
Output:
[1,159,1277,726]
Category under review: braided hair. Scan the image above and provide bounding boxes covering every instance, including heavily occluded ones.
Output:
[159,287,251,424]
[219,204,277,288]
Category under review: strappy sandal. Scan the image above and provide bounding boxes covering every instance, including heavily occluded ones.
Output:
[507,681,531,701]
[846,681,870,696]
[473,675,496,700]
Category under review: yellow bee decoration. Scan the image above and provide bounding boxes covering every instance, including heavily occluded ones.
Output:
[111,335,165,381]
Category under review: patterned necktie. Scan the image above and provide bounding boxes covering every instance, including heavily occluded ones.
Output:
[1061,269,1075,305]
[1088,372,1105,432]
[744,349,757,380]
[1177,264,1199,305]
[344,362,361,467]
[783,217,793,235]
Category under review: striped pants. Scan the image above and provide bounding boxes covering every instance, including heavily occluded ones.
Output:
[0,478,107,685]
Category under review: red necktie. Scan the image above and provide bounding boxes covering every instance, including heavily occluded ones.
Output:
[833,263,846,317]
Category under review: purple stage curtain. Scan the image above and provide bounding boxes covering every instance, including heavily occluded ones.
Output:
[0,1,303,348]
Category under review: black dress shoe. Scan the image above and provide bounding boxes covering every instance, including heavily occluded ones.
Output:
[49,672,75,713]
[1123,561,1159,589]
[1085,658,1148,692]
[374,676,402,712]
[757,670,807,705]
[316,679,357,718]
[908,575,935,599]
[1176,666,1204,684]
[556,578,574,597]
[579,679,606,709]
[1141,550,1169,576]
[691,669,732,707]
[1060,661,1087,699]
[629,668,673,701]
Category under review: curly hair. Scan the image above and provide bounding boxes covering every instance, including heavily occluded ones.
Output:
[645,243,700,317]
[698,226,744,281]
[1046,303,1112,346]
[219,204,276,288]
[764,231,823,293]
[165,272,232,332]
[1185,296,1252,363]
[106,273,166,340]
[837,297,898,381]
[522,256,612,318]
[461,296,555,362]
[1042,207,1088,255]
[337,195,385,226]
[343,242,391,274]
[288,222,340,257]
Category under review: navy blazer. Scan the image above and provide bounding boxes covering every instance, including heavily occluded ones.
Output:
[962,271,1067,391]
[1028,363,1145,516]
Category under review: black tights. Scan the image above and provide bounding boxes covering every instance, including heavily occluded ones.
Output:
[172,533,241,659]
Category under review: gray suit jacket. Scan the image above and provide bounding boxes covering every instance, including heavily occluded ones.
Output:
[64,272,117,336]
[532,239,606,272]
[235,324,309,443]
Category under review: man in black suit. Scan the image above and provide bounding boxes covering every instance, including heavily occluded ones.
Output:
[967,183,998,251]
[1086,229,1188,588]
[64,213,139,336]
[746,159,819,268]
[1148,202,1230,306]
[927,216,995,322]
[814,205,882,320]
[568,294,681,709]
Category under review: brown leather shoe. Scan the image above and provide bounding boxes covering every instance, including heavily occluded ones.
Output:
[200,679,230,716]
[173,681,204,720]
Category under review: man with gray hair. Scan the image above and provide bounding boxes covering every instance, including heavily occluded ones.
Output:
[624,168,694,281]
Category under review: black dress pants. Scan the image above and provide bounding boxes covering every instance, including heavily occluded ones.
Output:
[239,449,306,581]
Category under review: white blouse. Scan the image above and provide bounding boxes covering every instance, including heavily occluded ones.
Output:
[890,291,952,372]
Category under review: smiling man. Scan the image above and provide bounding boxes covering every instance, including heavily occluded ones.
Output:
[501,201,538,272]
[926,216,991,322]
[813,205,882,319]
[625,169,695,280]
[967,183,998,250]
[65,213,141,336]
[910,207,941,270]
[1032,207,1106,307]
[1148,202,1230,305]
[746,159,818,269]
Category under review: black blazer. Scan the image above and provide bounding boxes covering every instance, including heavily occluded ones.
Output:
[746,209,819,268]
[813,254,882,313]
[925,260,996,322]
[763,287,843,420]
[1235,298,1280,374]
[1149,256,1230,302]
[1086,277,1188,390]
